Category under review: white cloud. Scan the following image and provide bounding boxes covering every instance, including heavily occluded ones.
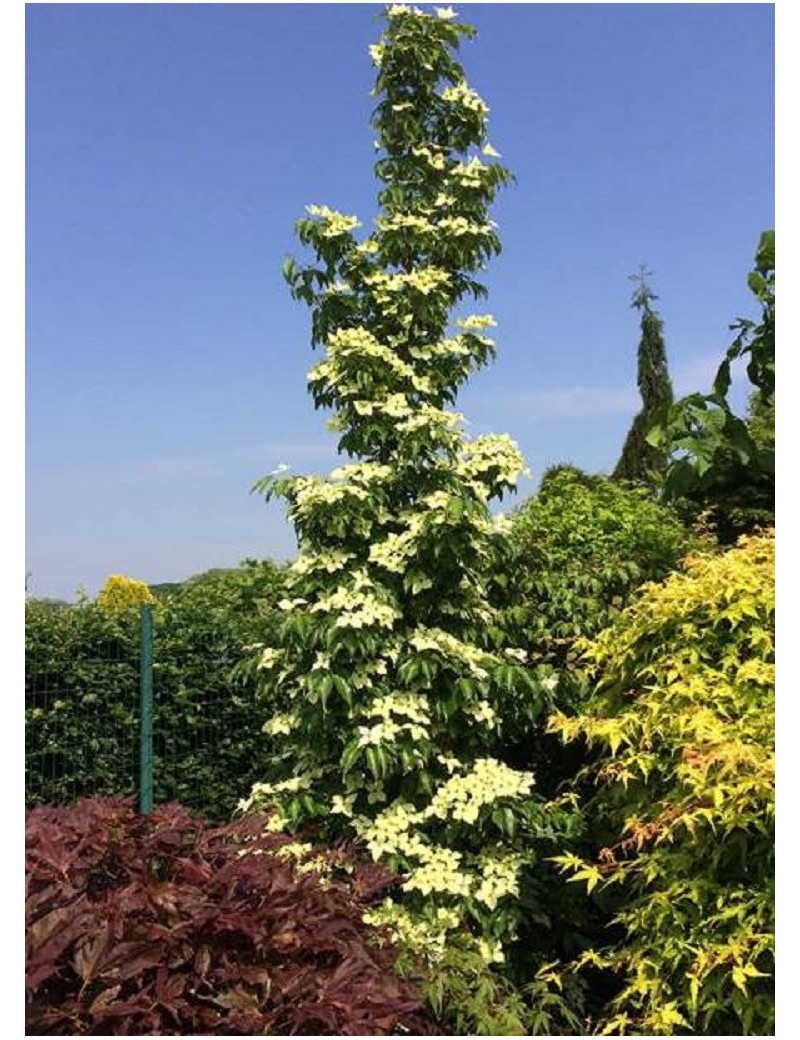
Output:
[477,353,750,420]
[490,385,638,419]
[34,440,339,488]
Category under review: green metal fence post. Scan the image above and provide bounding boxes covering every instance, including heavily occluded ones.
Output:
[139,604,154,814]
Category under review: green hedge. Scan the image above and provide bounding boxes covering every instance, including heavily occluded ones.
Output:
[25,561,286,820]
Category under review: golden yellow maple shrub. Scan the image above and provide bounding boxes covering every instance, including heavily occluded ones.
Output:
[550,531,774,1035]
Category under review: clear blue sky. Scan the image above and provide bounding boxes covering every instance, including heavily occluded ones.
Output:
[26,2,774,601]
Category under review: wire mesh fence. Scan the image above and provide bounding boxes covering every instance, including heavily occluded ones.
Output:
[25,605,140,807]
[25,600,268,820]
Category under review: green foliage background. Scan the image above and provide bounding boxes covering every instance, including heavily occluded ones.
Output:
[26,561,285,820]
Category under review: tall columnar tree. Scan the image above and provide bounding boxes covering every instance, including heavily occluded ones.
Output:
[242,4,577,969]
[612,267,674,484]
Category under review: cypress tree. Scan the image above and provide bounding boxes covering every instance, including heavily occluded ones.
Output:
[613,266,674,484]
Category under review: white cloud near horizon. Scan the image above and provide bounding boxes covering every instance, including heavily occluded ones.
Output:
[477,353,749,420]
[30,355,751,491]
[30,440,340,488]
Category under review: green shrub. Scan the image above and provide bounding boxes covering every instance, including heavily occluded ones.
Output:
[550,531,775,1035]
[500,467,698,673]
[25,561,286,820]
[26,597,140,806]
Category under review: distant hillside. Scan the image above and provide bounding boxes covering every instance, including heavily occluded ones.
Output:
[150,561,283,599]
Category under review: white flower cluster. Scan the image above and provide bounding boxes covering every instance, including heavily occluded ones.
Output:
[377,212,435,234]
[409,625,498,679]
[478,938,506,964]
[396,403,464,435]
[366,691,431,724]
[425,758,535,825]
[456,314,496,330]
[357,717,428,747]
[357,801,427,860]
[410,372,435,394]
[237,773,313,814]
[387,4,423,18]
[273,841,332,877]
[325,280,351,295]
[354,392,413,419]
[402,845,471,897]
[492,512,513,535]
[458,433,529,490]
[327,326,384,357]
[364,267,451,296]
[436,215,493,237]
[274,840,314,861]
[369,528,417,572]
[311,329,417,392]
[347,656,390,691]
[293,476,370,514]
[369,43,385,66]
[329,460,395,484]
[290,549,353,576]
[311,583,400,630]
[263,712,297,737]
[441,81,489,117]
[465,699,498,728]
[423,490,451,512]
[449,156,489,188]
[263,811,289,833]
[330,793,357,818]
[410,338,469,364]
[357,690,432,747]
[410,145,448,171]
[306,204,361,237]
[258,647,283,671]
[307,358,336,386]
[385,2,455,20]
[363,900,460,962]
[474,852,525,910]
[250,775,310,797]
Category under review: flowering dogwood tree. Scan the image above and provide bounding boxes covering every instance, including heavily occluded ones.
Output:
[243,4,568,962]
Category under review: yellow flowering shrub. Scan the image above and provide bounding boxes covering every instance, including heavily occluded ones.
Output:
[95,574,155,616]
[550,531,775,1035]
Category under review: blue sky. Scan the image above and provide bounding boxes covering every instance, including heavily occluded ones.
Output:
[26,2,774,601]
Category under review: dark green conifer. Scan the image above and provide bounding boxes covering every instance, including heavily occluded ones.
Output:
[613,266,674,484]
